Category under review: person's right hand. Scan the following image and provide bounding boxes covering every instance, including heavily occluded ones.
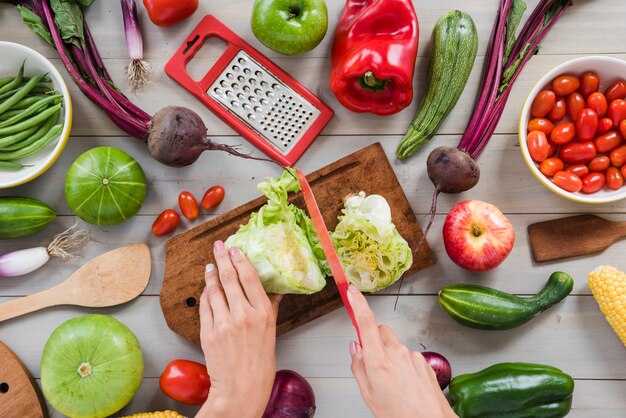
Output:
[347,285,457,418]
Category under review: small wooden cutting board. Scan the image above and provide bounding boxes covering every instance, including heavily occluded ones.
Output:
[161,143,436,345]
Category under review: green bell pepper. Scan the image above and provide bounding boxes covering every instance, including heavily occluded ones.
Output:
[449,362,574,418]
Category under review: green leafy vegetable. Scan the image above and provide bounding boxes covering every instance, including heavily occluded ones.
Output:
[16,5,53,46]
[503,0,527,65]
[51,0,85,48]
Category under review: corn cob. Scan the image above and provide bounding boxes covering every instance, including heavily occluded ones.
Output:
[119,411,185,418]
[588,265,626,346]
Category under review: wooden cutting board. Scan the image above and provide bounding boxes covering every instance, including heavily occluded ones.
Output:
[161,143,436,345]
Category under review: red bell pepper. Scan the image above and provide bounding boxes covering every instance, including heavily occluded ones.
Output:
[143,0,198,27]
[330,0,419,115]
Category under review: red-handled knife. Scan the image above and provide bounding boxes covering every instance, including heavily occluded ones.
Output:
[295,168,362,345]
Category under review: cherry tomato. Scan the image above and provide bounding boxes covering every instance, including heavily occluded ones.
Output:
[589,156,610,172]
[547,96,566,123]
[576,108,598,141]
[160,359,210,405]
[610,145,626,167]
[606,167,624,190]
[608,99,626,128]
[594,131,623,153]
[553,171,583,193]
[587,92,608,117]
[152,209,181,237]
[565,164,589,178]
[548,140,558,157]
[201,185,226,210]
[539,157,564,177]
[579,71,600,99]
[597,117,613,134]
[552,75,580,96]
[550,121,576,145]
[605,79,626,103]
[566,92,585,121]
[531,90,556,118]
[581,172,606,194]
[621,165,626,179]
[178,191,199,220]
[526,130,550,162]
[527,118,554,136]
[620,119,626,139]
[559,142,597,164]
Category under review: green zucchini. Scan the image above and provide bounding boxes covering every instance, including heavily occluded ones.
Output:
[397,10,478,159]
[438,272,574,330]
[0,196,56,239]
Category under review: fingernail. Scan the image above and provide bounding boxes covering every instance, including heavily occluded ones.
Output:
[348,285,359,294]
[205,263,215,273]
[228,246,240,258]
[349,340,357,357]
[214,240,225,250]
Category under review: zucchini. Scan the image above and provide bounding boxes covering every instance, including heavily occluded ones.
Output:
[0,196,56,239]
[438,272,574,330]
[397,10,478,159]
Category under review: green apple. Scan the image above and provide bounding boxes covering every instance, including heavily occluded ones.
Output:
[251,0,328,56]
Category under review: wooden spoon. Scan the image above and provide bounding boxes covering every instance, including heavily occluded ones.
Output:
[0,243,150,322]
[528,215,626,262]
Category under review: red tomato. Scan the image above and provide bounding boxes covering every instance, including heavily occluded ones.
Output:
[559,142,597,164]
[566,92,585,121]
[597,117,613,134]
[160,359,211,405]
[606,167,624,190]
[553,171,583,193]
[605,79,626,103]
[143,0,199,27]
[550,121,576,145]
[565,164,589,178]
[152,209,181,237]
[621,165,626,179]
[610,145,626,167]
[531,90,556,118]
[527,118,554,135]
[620,119,626,139]
[608,99,626,128]
[552,75,580,96]
[587,93,608,117]
[201,185,226,210]
[547,97,566,123]
[539,157,565,177]
[579,71,600,99]
[589,156,610,172]
[576,108,598,141]
[527,130,550,162]
[178,191,199,220]
[581,172,606,194]
[547,140,558,157]
[594,131,622,153]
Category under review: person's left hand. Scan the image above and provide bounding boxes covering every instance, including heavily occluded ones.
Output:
[196,240,281,418]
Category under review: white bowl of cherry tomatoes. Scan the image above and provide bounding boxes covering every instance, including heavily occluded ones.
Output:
[520,56,626,204]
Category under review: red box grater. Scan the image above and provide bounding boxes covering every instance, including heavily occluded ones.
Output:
[164,15,334,167]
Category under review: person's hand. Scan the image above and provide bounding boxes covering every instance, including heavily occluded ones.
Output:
[347,285,457,418]
[196,241,281,418]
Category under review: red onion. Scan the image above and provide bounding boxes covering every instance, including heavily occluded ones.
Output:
[263,370,316,418]
[422,351,452,390]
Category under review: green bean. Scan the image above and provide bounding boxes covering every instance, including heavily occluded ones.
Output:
[0,88,20,102]
[0,124,62,161]
[0,94,61,129]
[0,124,41,149]
[0,74,47,116]
[0,114,56,151]
[0,109,23,121]
[0,103,61,136]
[0,161,29,171]
[0,62,24,95]
[7,96,45,111]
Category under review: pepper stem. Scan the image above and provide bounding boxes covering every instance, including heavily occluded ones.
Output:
[359,71,390,92]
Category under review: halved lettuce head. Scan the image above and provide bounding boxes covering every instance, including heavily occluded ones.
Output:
[225,169,328,294]
[331,193,413,292]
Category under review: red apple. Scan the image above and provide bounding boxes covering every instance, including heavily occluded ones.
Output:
[443,200,515,271]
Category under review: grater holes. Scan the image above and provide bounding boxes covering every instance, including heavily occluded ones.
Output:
[231,82,239,89]
[220,80,228,87]
[254,70,262,77]
[232,65,240,72]
[243,68,251,75]
[237,75,245,83]
[260,98,268,105]
[272,83,279,90]
[261,81,268,88]
[247,113,255,120]
[226,72,234,79]
[237,93,245,100]
[266,91,274,98]
[243,103,251,111]
[254,88,262,95]
[238,57,246,64]
[243,85,251,93]
[250,78,257,86]
[231,100,239,107]
[226,90,234,98]
[214,87,223,95]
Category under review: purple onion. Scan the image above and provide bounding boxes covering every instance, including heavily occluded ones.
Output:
[422,351,452,390]
[263,370,316,418]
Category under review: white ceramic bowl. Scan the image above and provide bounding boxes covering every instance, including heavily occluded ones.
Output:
[0,41,72,189]
[519,56,626,204]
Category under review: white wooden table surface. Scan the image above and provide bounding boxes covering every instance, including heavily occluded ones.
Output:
[1,1,625,417]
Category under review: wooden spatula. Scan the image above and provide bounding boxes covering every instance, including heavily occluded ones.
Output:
[0,243,150,322]
[528,215,626,262]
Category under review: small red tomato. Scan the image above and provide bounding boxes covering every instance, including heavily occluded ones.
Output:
[527,118,554,135]
[605,79,626,103]
[201,185,226,210]
[587,92,608,118]
[566,92,585,121]
[620,120,626,139]
[606,167,624,190]
[152,209,181,237]
[559,142,597,164]
[608,99,626,128]
[539,157,565,177]
[552,75,580,96]
[531,90,556,118]
[160,359,211,405]
[550,121,576,145]
[547,97,566,123]
[579,71,600,99]
[610,145,626,167]
[597,117,614,134]
[581,172,606,194]
[621,165,626,179]
[547,140,558,157]
[527,130,550,162]
[589,156,611,172]
[553,171,583,193]
[576,108,598,141]
[178,191,199,220]
[594,131,623,153]
[565,164,589,178]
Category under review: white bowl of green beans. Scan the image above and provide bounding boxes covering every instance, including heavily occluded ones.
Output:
[0,41,72,189]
